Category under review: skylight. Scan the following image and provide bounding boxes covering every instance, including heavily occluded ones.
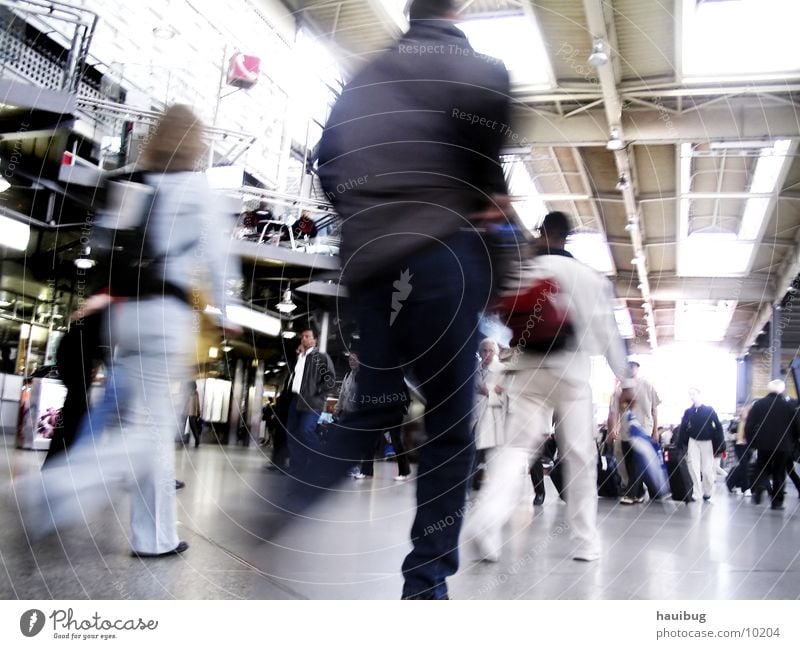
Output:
[739,139,792,240]
[566,231,617,275]
[378,0,410,31]
[674,300,737,343]
[680,233,753,276]
[682,0,800,80]
[458,16,553,87]
[503,160,547,230]
[613,301,635,339]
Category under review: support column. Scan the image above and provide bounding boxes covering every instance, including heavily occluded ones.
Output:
[770,305,783,380]
[251,360,265,444]
[318,311,330,354]
[228,359,245,445]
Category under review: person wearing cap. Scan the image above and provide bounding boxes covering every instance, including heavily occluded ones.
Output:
[745,379,800,510]
[464,211,634,563]
[608,360,662,504]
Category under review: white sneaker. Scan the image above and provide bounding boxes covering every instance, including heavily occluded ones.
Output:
[573,544,601,562]
[394,474,410,481]
[471,534,501,563]
[353,473,367,480]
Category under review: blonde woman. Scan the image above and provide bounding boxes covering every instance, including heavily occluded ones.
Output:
[19,106,239,557]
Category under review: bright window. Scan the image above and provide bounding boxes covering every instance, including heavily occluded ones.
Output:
[458,16,553,87]
[683,0,800,79]
[566,232,616,275]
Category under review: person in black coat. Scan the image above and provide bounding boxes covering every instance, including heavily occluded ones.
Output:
[312,0,514,600]
[745,380,800,509]
[678,388,724,502]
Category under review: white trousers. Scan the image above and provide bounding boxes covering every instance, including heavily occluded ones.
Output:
[16,298,192,555]
[687,437,715,499]
[464,365,599,555]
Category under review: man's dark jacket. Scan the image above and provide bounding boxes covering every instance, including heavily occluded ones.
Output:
[678,404,724,452]
[292,349,336,413]
[317,19,511,285]
[745,393,800,453]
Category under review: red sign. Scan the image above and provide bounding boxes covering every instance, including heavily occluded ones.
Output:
[227,52,260,89]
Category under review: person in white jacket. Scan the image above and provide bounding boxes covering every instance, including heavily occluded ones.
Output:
[463,211,633,563]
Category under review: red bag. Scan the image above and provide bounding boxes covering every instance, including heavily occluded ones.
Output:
[493,277,573,353]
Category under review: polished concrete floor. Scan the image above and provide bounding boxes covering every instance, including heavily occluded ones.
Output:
[2,434,800,600]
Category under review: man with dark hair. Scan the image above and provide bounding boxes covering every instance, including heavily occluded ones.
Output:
[465,211,633,563]
[316,0,513,599]
[285,328,336,477]
[409,0,456,21]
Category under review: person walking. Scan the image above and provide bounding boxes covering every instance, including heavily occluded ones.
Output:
[678,388,724,502]
[745,380,800,510]
[312,0,514,599]
[463,211,633,563]
[18,105,240,557]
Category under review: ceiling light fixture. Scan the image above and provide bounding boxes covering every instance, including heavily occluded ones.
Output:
[74,245,96,270]
[0,291,12,308]
[277,288,297,314]
[615,175,629,192]
[587,39,609,67]
[606,128,624,151]
[152,25,177,39]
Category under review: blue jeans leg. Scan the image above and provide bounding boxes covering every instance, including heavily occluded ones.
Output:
[286,396,322,479]
[350,231,490,598]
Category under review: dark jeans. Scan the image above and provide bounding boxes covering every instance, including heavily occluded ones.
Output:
[187,416,201,447]
[285,397,322,476]
[276,231,490,599]
[362,424,411,477]
[754,449,789,506]
[530,457,545,496]
[43,311,105,466]
[621,440,646,499]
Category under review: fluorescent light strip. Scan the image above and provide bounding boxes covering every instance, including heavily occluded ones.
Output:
[0,215,30,251]
[225,304,281,337]
[739,139,791,240]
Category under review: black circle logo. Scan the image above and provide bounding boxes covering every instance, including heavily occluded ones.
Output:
[20,609,45,637]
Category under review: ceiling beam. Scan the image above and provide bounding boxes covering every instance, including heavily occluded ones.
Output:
[510,104,800,146]
[614,273,774,302]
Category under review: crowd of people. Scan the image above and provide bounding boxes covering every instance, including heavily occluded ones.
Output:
[11,0,800,601]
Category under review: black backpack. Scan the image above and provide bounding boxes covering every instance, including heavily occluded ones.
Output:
[91,172,193,302]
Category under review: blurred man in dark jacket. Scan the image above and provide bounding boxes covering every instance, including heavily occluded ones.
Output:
[285,329,335,477]
[315,0,513,599]
[745,379,800,510]
[678,388,724,502]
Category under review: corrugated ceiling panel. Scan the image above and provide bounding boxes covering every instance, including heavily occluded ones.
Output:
[530,0,592,83]
[613,0,675,82]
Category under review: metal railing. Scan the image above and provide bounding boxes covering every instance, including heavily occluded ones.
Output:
[0,0,98,93]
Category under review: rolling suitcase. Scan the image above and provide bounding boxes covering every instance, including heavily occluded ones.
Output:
[663,445,694,502]
[726,448,755,492]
